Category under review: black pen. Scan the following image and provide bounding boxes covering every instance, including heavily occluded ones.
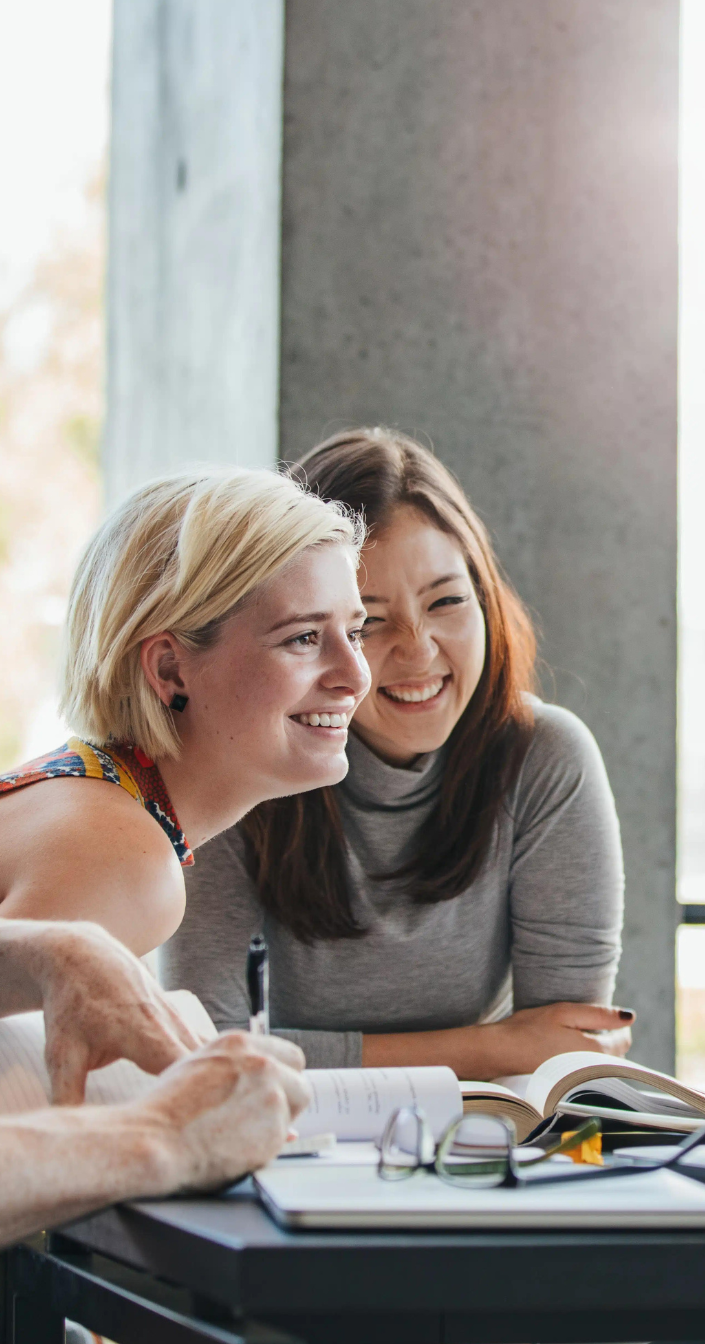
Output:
[247,933,269,1036]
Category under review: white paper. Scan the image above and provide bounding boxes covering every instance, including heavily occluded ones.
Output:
[493,1074,531,1100]
[613,1145,705,1167]
[273,1141,381,1167]
[0,991,216,1115]
[563,1075,704,1118]
[556,1100,705,1132]
[297,1066,463,1141]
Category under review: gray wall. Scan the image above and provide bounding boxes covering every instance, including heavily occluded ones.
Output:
[105,0,284,504]
[280,1,679,1069]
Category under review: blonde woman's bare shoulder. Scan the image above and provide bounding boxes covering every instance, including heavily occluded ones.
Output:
[0,776,186,955]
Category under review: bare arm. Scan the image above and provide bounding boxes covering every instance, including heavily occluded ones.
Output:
[362,1002,633,1077]
[0,1032,310,1249]
[0,917,208,1103]
[0,778,186,955]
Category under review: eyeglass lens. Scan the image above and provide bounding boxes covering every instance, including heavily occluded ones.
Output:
[379,1106,433,1180]
[379,1108,515,1188]
[435,1115,513,1188]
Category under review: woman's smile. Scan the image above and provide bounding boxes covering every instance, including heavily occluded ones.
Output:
[351,505,486,765]
[378,674,451,710]
[292,709,351,729]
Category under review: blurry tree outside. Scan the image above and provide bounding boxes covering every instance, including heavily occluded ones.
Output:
[0,0,109,771]
[0,177,103,769]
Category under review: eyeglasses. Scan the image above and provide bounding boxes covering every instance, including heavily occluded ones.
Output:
[378,1106,705,1190]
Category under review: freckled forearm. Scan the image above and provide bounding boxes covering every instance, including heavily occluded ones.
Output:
[0,918,59,1016]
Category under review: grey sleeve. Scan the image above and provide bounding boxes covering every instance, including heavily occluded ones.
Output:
[158,828,261,1031]
[508,704,624,1010]
[158,827,363,1067]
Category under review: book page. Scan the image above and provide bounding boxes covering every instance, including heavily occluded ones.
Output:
[297,1066,463,1141]
[564,1076,704,1118]
[0,991,216,1116]
[459,1080,521,1098]
[556,1100,705,1133]
[493,1074,532,1100]
[0,1013,52,1113]
[457,1080,541,1141]
[524,1051,705,1119]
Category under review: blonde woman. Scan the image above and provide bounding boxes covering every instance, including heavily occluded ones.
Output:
[0,468,370,966]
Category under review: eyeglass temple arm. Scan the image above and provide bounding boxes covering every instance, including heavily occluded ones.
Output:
[518,1117,601,1167]
[522,1122,705,1188]
[665,1122,705,1162]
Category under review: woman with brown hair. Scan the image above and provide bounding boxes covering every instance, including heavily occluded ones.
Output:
[164,430,630,1078]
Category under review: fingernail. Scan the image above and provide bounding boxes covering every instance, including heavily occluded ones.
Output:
[618,1009,635,1020]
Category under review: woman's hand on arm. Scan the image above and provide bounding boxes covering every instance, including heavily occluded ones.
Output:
[466,1001,633,1075]
[362,1001,634,1079]
[0,917,208,1104]
[0,1032,310,1249]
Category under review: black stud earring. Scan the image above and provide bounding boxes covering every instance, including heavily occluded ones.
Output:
[170,693,189,712]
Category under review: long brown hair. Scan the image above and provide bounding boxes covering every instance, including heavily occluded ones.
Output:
[241,429,538,942]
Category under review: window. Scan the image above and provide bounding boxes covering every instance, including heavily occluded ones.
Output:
[677,0,705,1082]
[0,0,111,770]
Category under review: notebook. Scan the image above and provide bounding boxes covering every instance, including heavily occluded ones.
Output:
[254,1162,705,1230]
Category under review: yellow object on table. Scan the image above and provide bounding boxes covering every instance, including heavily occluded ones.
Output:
[562,1130,603,1165]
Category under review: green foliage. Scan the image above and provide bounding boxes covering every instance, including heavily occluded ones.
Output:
[64,413,101,467]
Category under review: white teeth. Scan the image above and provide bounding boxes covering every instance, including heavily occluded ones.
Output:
[296,711,349,728]
[383,679,444,704]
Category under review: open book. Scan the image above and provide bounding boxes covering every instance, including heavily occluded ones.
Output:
[298,1056,705,1149]
[461,1052,705,1142]
[2,1005,703,1152]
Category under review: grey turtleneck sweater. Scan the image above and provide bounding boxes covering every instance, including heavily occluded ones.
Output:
[160,699,624,1067]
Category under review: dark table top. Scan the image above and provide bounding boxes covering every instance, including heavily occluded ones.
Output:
[60,1180,705,1323]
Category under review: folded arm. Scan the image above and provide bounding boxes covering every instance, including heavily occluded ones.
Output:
[366,707,629,1074]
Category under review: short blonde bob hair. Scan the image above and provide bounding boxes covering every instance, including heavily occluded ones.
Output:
[60,466,362,759]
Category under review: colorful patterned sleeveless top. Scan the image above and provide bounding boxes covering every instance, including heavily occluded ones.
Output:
[0,737,193,866]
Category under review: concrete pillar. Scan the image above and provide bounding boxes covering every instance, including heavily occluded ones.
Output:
[280,2,679,1069]
[105,0,284,504]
